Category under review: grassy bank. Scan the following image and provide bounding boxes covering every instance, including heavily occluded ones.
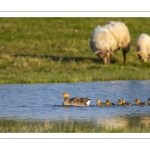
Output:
[0,120,150,133]
[0,18,150,84]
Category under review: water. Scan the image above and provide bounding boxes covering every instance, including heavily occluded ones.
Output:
[0,80,150,128]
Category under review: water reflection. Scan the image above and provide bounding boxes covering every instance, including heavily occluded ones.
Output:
[0,80,150,128]
[95,115,150,128]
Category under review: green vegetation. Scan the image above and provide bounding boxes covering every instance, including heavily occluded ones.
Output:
[0,120,150,133]
[0,17,150,84]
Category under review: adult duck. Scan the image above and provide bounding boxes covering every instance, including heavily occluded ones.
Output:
[62,92,92,106]
[134,98,148,105]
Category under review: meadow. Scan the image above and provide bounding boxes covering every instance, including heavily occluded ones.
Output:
[0,17,150,84]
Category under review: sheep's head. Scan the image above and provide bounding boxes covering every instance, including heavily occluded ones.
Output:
[95,50,113,64]
[136,51,149,62]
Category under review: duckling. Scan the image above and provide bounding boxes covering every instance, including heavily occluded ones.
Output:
[105,99,116,106]
[96,98,106,106]
[147,98,150,105]
[134,98,148,105]
[118,99,123,105]
[118,99,131,106]
[62,92,92,106]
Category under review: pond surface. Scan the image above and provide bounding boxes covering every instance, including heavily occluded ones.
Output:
[0,80,150,128]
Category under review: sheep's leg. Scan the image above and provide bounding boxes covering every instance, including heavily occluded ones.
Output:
[107,57,110,64]
[106,51,113,64]
[122,43,130,62]
[96,54,103,63]
[102,57,107,65]
[106,52,111,64]
[109,51,113,64]
[148,54,150,62]
[122,50,126,62]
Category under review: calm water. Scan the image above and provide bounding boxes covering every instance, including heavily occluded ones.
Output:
[0,80,150,127]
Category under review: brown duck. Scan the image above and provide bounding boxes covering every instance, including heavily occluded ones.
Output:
[96,99,115,106]
[134,98,148,105]
[62,92,92,106]
[96,98,106,106]
[118,99,131,106]
[105,99,116,106]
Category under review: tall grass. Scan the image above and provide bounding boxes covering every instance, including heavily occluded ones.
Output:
[0,120,150,133]
[0,18,150,84]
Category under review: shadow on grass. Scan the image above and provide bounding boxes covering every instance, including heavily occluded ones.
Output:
[13,54,121,64]
[13,54,99,63]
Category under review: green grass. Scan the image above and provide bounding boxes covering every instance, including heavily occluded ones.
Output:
[0,120,150,133]
[0,17,150,84]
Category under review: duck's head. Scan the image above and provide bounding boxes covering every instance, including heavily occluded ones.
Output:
[62,92,70,98]
[147,98,150,102]
[106,99,111,104]
[118,99,123,105]
[96,98,101,104]
[134,98,140,104]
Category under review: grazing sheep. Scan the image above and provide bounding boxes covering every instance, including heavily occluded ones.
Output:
[90,21,131,64]
[136,33,150,62]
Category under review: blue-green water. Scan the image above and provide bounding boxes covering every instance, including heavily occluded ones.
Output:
[0,80,150,127]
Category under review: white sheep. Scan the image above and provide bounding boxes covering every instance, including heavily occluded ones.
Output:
[90,21,131,64]
[136,33,150,62]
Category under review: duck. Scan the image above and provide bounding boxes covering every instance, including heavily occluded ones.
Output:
[105,99,116,106]
[134,98,148,105]
[118,99,131,106]
[96,98,107,106]
[96,99,115,106]
[62,92,92,106]
[147,98,150,105]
